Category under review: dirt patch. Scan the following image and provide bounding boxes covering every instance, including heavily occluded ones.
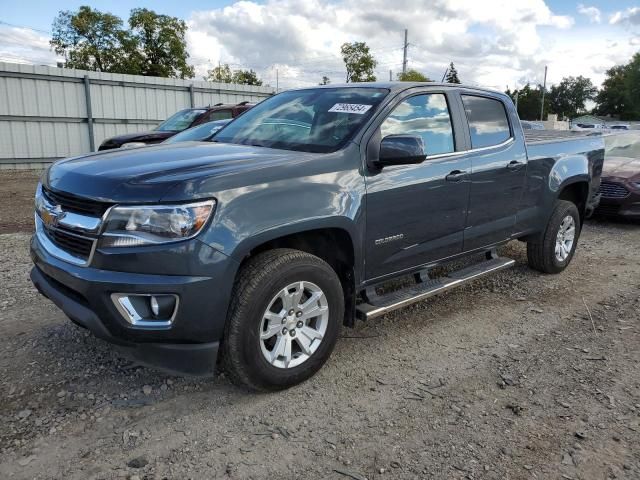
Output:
[0,170,41,234]
[1,219,639,479]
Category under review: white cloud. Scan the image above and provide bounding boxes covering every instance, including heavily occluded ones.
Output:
[2,0,637,92]
[578,4,601,24]
[610,7,640,26]
[0,25,59,66]
[187,0,579,89]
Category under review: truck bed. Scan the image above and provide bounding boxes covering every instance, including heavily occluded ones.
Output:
[524,130,601,145]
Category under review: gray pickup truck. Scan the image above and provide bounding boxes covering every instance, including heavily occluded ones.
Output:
[30,83,604,391]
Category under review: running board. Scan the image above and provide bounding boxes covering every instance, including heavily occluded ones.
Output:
[356,257,515,321]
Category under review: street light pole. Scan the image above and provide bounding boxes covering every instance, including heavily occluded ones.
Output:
[540,65,547,121]
[402,29,408,75]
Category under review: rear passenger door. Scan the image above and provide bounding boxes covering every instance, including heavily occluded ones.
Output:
[460,94,528,250]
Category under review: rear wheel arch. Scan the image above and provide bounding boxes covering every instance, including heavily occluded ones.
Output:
[556,180,590,224]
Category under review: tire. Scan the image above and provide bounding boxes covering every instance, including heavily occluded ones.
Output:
[527,200,581,274]
[221,248,344,392]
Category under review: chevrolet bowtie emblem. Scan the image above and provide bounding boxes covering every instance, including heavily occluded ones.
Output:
[41,203,65,228]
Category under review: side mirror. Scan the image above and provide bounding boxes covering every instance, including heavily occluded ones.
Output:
[377,135,427,167]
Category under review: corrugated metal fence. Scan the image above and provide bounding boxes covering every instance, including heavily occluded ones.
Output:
[0,62,274,168]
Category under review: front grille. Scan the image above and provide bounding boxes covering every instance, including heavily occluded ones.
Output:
[598,181,630,199]
[595,204,621,216]
[44,227,94,260]
[43,187,110,216]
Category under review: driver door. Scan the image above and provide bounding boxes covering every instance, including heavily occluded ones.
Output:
[364,91,471,280]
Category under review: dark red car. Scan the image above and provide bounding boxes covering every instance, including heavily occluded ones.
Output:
[595,156,640,218]
[98,102,254,150]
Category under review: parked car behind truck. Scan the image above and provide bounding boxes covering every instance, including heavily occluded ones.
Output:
[98,102,253,150]
[30,83,604,391]
[595,156,640,218]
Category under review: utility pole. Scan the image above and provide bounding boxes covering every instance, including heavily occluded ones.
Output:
[276,68,279,93]
[540,65,547,121]
[402,29,408,75]
[514,90,519,113]
[389,69,392,81]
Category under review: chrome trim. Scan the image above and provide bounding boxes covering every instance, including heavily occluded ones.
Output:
[465,136,515,154]
[414,137,516,162]
[36,184,103,234]
[35,215,97,267]
[111,293,179,328]
[56,211,102,234]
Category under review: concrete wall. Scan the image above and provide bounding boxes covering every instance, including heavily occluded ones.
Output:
[0,62,274,168]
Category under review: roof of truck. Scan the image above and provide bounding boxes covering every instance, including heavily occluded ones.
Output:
[306,82,506,96]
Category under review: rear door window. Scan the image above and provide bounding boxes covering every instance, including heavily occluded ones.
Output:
[204,109,233,122]
[461,95,511,149]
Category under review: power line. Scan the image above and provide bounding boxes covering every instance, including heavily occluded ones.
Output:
[0,20,50,35]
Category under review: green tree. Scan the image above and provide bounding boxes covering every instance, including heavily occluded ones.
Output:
[205,64,234,83]
[594,53,640,120]
[625,53,640,119]
[341,42,377,82]
[231,69,263,86]
[50,6,133,72]
[50,6,194,78]
[547,76,597,119]
[505,83,549,120]
[319,75,331,85]
[445,62,460,84]
[397,69,431,82]
[205,64,263,85]
[128,8,194,79]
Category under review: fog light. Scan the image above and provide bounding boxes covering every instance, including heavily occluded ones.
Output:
[151,296,159,316]
[150,295,176,319]
[111,293,178,328]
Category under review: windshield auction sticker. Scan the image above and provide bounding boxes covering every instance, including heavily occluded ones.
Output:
[328,103,373,114]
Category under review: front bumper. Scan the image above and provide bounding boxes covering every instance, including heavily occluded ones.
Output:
[595,182,640,218]
[30,233,240,376]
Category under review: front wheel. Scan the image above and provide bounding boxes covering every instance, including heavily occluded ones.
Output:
[527,200,581,274]
[222,249,344,391]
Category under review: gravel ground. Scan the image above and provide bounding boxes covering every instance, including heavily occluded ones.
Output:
[0,171,41,234]
[0,188,639,478]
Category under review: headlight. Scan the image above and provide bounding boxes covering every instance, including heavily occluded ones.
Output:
[121,142,148,149]
[100,200,216,247]
[632,182,640,191]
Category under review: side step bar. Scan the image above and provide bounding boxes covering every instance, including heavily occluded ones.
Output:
[356,257,515,321]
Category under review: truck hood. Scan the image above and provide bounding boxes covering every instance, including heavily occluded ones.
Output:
[45,142,316,203]
[602,156,640,181]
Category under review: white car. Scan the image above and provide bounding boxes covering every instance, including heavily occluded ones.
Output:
[570,122,604,132]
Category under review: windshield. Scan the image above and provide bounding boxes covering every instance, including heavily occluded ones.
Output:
[214,87,389,153]
[156,109,206,132]
[164,120,231,144]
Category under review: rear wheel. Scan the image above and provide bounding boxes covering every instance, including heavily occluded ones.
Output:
[222,249,344,391]
[527,200,581,274]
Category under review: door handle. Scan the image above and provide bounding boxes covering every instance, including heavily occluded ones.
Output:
[507,160,525,170]
[445,170,467,182]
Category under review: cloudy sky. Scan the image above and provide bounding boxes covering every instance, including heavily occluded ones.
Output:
[1,0,639,90]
